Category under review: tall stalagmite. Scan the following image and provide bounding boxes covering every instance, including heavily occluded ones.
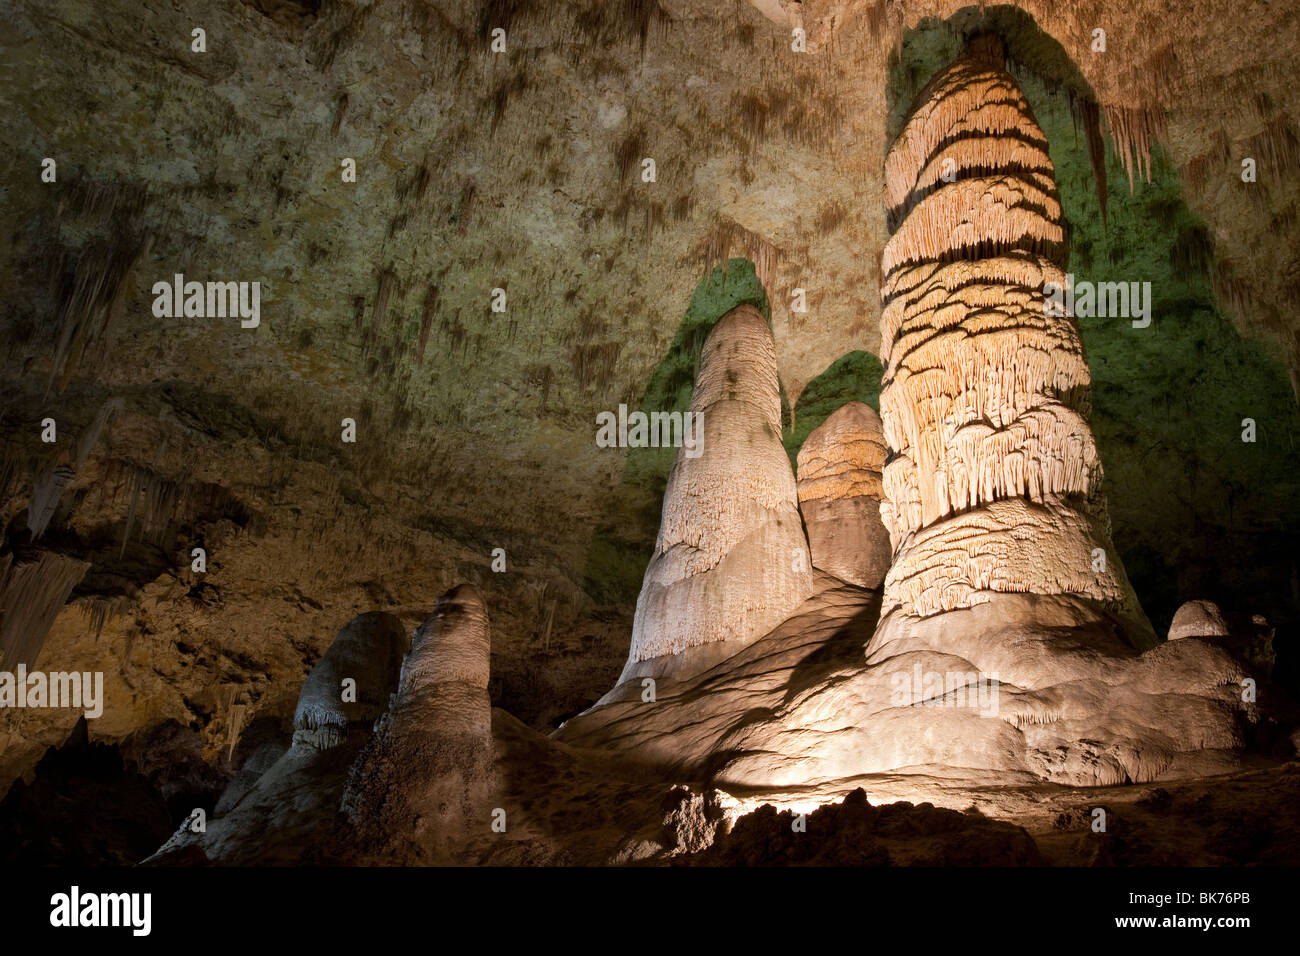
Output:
[877,35,1152,645]
[342,584,494,861]
[621,303,813,685]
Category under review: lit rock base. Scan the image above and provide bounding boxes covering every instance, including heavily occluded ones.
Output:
[558,574,1256,789]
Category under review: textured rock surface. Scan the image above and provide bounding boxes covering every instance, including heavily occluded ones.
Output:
[342,584,494,861]
[622,304,812,684]
[561,573,1256,788]
[877,36,1151,644]
[796,401,890,589]
[213,741,286,816]
[677,788,1043,866]
[1169,599,1231,640]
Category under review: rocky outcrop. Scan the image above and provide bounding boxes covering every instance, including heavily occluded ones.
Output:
[1169,600,1231,640]
[677,788,1044,867]
[796,401,891,590]
[558,39,1259,795]
[143,612,406,864]
[291,612,406,752]
[876,35,1151,645]
[562,576,1256,790]
[342,584,494,862]
[621,304,813,686]
[213,742,286,816]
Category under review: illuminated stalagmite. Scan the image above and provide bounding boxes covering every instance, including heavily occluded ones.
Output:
[796,401,891,590]
[620,304,813,685]
[876,34,1151,643]
[342,584,494,860]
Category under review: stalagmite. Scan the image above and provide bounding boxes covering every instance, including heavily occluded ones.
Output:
[291,612,406,751]
[621,304,813,684]
[796,402,891,590]
[342,584,493,860]
[1168,600,1231,640]
[877,34,1151,644]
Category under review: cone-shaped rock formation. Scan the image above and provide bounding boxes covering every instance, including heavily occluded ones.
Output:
[621,303,813,685]
[796,401,891,590]
[559,38,1255,795]
[342,584,494,861]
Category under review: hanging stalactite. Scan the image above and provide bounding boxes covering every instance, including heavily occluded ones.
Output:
[0,551,91,669]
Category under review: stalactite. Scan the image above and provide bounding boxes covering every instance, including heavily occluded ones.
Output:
[28,394,122,538]
[417,285,439,362]
[55,176,149,225]
[106,462,255,558]
[118,465,180,557]
[75,594,132,640]
[226,687,249,762]
[1103,105,1167,191]
[0,446,21,513]
[75,398,123,469]
[696,218,785,291]
[1071,96,1108,224]
[46,234,152,396]
[0,551,91,669]
[1211,260,1255,329]
[570,342,621,391]
[1248,112,1300,176]
[27,465,75,540]
[456,179,477,236]
[330,91,348,136]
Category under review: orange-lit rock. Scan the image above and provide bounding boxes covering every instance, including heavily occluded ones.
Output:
[796,401,891,590]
